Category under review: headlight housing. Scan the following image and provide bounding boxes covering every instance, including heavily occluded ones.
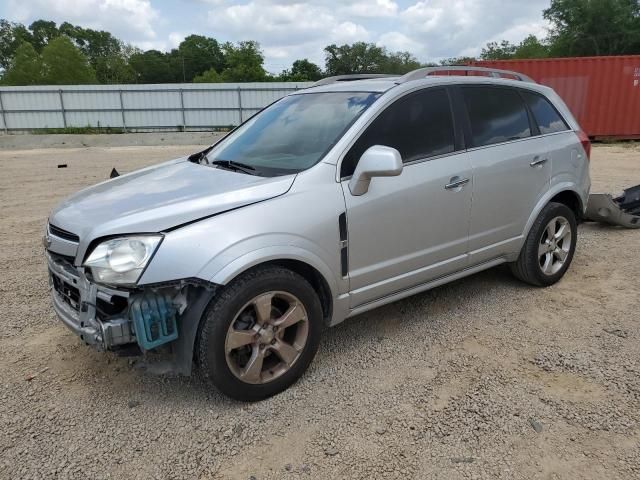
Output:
[83,235,162,286]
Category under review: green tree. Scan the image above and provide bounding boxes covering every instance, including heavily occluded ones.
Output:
[219,41,268,82]
[2,42,42,85]
[514,35,550,58]
[324,42,388,75]
[129,49,175,83]
[439,57,475,65]
[544,0,640,56]
[95,54,136,83]
[324,42,422,75]
[0,19,33,69]
[193,67,223,83]
[41,36,96,84]
[59,22,121,62]
[480,40,517,60]
[28,20,60,51]
[380,51,422,74]
[480,35,549,60]
[277,59,323,81]
[172,35,224,82]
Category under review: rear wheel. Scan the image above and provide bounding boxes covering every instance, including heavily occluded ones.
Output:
[197,266,322,401]
[510,202,577,287]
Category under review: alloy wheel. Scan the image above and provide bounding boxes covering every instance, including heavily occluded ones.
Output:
[224,291,309,385]
[538,216,572,276]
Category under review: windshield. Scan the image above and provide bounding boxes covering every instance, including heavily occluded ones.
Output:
[206,92,381,176]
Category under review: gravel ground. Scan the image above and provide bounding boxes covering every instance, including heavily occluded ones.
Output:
[0,132,223,150]
[0,142,639,479]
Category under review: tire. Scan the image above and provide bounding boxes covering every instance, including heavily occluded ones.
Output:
[510,202,577,287]
[197,266,323,401]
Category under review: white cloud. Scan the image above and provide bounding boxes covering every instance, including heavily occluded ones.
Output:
[2,0,552,71]
[168,32,186,49]
[397,0,550,61]
[208,1,370,71]
[7,0,160,40]
[340,0,398,18]
[377,31,424,54]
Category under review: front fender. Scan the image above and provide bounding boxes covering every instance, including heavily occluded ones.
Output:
[203,245,340,299]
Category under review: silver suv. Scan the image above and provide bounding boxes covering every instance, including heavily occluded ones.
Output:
[45,67,591,401]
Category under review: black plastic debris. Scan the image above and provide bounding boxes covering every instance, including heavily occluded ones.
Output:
[110,168,120,178]
[57,164,67,168]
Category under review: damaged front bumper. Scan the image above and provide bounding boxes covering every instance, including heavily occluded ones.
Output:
[47,251,185,352]
[47,251,134,349]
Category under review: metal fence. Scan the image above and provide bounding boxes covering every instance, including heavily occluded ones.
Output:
[0,82,314,133]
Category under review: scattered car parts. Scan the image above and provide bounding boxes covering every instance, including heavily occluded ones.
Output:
[585,185,640,229]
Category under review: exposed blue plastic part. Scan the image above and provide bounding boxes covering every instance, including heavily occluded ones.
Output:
[129,293,178,350]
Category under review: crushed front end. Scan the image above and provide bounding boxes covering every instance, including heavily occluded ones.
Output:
[45,224,215,374]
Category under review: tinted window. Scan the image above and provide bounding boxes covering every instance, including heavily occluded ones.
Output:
[522,91,569,134]
[341,88,455,177]
[208,92,380,177]
[462,87,531,147]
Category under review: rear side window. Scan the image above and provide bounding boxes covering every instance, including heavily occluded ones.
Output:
[341,88,455,177]
[522,91,569,134]
[462,87,531,147]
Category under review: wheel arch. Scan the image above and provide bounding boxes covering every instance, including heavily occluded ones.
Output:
[549,189,584,221]
[515,184,585,261]
[208,248,339,326]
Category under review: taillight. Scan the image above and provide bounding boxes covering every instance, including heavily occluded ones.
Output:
[576,130,591,161]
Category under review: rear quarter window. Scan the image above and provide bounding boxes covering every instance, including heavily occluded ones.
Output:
[522,91,570,134]
[462,87,531,148]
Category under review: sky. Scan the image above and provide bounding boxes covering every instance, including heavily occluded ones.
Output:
[1,0,552,73]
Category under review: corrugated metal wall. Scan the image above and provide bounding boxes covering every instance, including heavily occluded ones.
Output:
[472,56,640,139]
[0,82,313,133]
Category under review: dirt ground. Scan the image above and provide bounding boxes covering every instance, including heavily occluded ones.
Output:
[0,141,639,480]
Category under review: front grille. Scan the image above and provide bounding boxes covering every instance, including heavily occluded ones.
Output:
[52,274,81,311]
[49,223,80,243]
[48,251,78,272]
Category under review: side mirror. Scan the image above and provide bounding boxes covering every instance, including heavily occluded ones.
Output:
[348,145,403,196]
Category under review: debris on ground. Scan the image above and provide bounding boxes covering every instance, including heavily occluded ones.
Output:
[528,418,544,433]
[25,367,49,382]
[585,184,640,228]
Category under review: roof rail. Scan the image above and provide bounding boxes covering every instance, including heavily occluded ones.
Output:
[312,74,398,87]
[396,66,536,84]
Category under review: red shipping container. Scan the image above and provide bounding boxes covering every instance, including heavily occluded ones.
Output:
[469,56,640,139]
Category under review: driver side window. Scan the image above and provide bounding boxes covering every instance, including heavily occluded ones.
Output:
[340,88,455,178]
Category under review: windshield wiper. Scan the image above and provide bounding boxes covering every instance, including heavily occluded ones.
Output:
[210,159,257,175]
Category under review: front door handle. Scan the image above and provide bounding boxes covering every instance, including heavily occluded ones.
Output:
[530,156,549,167]
[445,176,470,190]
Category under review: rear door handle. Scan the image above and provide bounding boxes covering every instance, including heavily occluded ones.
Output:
[445,176,470,190]
[530,156,549,167]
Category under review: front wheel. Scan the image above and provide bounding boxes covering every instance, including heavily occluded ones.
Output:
[510,202,578,287]
[197,266,323,401]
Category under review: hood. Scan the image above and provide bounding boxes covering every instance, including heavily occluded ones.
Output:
[49,157,295,246]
